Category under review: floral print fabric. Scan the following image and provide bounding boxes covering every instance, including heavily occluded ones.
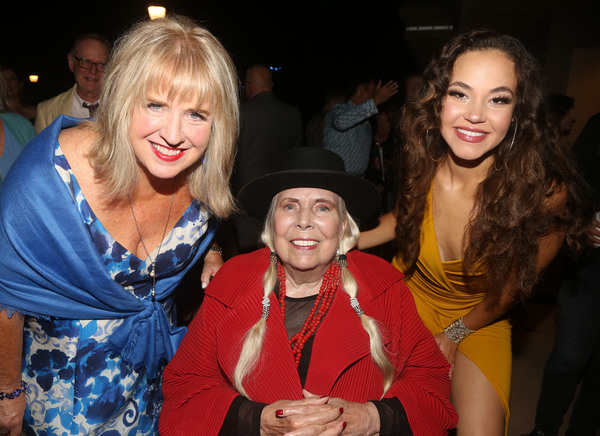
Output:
[22,143,209,435]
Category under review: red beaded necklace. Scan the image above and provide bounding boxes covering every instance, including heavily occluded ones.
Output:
[277,261,340,367]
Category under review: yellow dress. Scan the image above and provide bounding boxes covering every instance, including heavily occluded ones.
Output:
[392,187,511,432]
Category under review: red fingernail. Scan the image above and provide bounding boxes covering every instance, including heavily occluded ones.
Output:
[339,407,344,414]
[275,409,283,416]
[343,421,347,429]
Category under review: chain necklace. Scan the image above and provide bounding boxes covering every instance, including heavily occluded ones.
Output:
[128,189,175,302]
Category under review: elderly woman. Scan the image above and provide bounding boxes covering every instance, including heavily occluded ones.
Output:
[159,147,457,435]
[0,15,238,435]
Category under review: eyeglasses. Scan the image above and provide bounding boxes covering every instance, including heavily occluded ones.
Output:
[71,54,107,72]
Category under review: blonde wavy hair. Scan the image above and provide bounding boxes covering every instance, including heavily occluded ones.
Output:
[86,15,240,218]
[233,193,395,398]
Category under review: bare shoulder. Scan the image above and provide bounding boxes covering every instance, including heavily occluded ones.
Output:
[57,125,101,192]
[58,124,96,153]
[543,180,568,215]
[58,125,96,169]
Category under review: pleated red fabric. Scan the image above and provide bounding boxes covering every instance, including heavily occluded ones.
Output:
[159,248,458,435]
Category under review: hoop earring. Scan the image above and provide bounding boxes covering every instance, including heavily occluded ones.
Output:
[509,117,518,151]
[428,150,442,162]
[425,129,443,162]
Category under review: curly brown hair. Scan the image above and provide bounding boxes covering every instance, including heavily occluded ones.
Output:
[395,28,593,300]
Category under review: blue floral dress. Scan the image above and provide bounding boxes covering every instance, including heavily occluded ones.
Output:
[22,143,211,435]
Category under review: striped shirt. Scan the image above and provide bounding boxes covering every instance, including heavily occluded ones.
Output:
[323,99,378,176]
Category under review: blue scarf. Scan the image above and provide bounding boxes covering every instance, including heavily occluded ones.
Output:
[0,116,216,378]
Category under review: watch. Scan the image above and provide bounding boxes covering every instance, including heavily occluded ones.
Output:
[208,244,223,256]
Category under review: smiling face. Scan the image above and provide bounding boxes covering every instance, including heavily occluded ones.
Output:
[129,88,213,182]
[68,38,109,101]
[273,188,346,281]
[440,49,517,163]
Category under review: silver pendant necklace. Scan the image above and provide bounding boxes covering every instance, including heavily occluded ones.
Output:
[128,189,175,302]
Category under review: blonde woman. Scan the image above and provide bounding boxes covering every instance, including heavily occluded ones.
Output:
[0,15,238,435]
[160,147,457,435]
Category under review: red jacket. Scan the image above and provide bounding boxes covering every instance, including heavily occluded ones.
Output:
[160,248,457,435]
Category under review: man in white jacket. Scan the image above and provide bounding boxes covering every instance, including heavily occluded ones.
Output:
[35,33,110,133]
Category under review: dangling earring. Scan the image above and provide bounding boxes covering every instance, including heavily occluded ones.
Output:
[493,158,503,172]
[425,129,443,162]
[509,117,518,151]
[428,151,442,162]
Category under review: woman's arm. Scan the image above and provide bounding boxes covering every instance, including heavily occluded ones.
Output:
[466,212,567,330]
[358,211,397,250]
[438,226,567,364]
[0,311,25,436]
[201,243,224,289]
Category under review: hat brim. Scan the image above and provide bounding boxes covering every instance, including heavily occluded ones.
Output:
[238,169,381,221]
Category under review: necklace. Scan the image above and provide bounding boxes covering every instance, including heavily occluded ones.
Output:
[277,261,340,367]
[128,189,175,302]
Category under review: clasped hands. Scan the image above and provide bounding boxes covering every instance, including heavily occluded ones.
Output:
[260,389,379,436]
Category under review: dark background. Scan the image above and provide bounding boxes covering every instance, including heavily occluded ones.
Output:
[2,1,408,119]
[2,0,599,127]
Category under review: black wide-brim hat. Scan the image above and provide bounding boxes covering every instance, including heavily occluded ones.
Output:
[238,147,380,221]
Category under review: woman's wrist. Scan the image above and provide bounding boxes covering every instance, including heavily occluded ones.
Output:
[206,244,223,257]
[364,401,381,435]
[443,317,476,344]
[0,381,27,400]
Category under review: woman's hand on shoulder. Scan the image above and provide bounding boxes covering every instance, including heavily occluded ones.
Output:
[201,248,223,289]
[260,396,343,436]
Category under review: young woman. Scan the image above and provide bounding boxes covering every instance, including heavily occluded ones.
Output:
[359,29,592,435]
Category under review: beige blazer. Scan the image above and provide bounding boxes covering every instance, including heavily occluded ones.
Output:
[35,86,76,133]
